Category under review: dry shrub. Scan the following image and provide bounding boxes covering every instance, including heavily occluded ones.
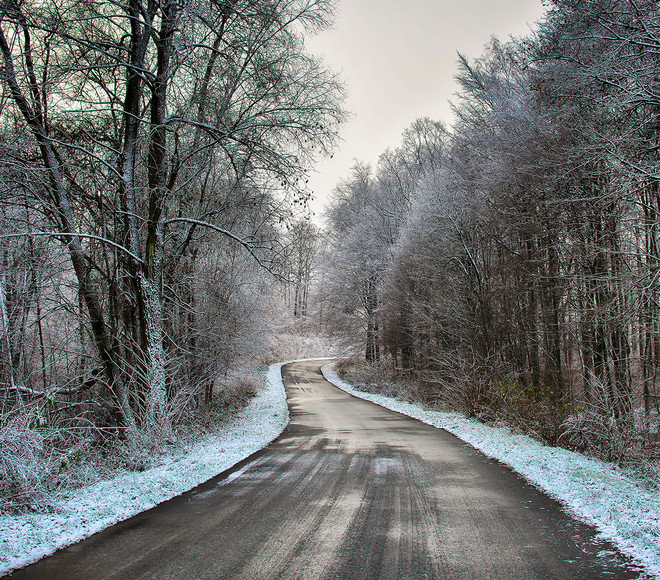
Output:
[212,365,262,413]
[0,410,52,511]
[559,407,636,461]
[558,379,660,473]
[418,353,571,444]
[334,357,428,403]
[0,398,126,511]
[215,377,258,411]
[480,376,570,444]
[167,379,206,425]
[435,373,493,419]
[559,406,660,489]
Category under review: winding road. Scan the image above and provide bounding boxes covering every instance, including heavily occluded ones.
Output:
[9,359,645,579]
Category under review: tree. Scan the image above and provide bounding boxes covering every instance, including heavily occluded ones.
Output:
[0,0,344,443]
[323,119,447,362]
[285,219,321,317]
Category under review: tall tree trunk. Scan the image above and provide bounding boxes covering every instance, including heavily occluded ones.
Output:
[0,19,139,437]
[139,0,179,436]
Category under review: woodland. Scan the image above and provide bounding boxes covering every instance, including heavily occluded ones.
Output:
[321,0,660,480]
[0,0,342,509]
[2,0,660,512]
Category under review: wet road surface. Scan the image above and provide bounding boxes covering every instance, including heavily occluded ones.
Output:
[8,359,647,579]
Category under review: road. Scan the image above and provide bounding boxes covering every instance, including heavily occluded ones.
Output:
[9,359,646,579]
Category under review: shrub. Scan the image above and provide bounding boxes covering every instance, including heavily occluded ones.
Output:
[0,411,52,511]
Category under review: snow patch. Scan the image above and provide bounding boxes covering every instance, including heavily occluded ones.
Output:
[0,362,290,576]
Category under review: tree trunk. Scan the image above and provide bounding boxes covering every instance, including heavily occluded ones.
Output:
[0,22,139,437]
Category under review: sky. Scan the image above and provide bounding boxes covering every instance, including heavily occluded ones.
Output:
[304,0,550,218]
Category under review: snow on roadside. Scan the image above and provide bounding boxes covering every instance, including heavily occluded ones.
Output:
[0,362,290,576]
[321,364,660,579]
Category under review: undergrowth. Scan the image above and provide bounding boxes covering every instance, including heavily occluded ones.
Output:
[333,357,660,489]
[0,369,263,513]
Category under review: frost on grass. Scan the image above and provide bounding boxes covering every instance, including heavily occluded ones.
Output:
[0,363,289,576]
[321,364,660,579]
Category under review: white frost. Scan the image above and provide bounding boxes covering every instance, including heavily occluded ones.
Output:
[0,362,290,576]
[321,364,660,579]
[3,359,658,578]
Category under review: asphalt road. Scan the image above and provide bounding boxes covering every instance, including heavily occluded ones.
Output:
[9,359,647,579]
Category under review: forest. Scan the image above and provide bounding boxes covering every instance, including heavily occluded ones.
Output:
[321,0,660,476]
[0,0,342,509]
[2,0,660,512]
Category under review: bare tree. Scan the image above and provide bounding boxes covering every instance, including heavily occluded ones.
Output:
[284,220,321,317]
[0,0,345,444]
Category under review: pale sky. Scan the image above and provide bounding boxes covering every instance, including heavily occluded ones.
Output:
[304,0,549,216]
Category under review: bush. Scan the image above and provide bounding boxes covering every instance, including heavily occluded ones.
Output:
[335,357,435,405]
[0,411,52,511]
[558,378,660,475]
[559,407,634,461]
[215,376,258,411]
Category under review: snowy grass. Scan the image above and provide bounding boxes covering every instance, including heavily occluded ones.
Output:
[0,362,290,576]
[3,359,658,577]
[321,364,660,579]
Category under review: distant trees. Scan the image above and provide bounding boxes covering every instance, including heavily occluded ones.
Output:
[324,162,382,360]
[285,219,321,318]
[325,0,660,462]
[323,119,447,361]
[0,0,344,448]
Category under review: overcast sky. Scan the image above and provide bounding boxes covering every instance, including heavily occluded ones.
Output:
[304,0,549,217]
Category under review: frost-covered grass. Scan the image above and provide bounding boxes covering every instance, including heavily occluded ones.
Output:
[321,364,660,579]
[0,362,289,576]
[4,359,658,578]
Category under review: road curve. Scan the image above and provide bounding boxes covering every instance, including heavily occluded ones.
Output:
[8,359,646,579]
